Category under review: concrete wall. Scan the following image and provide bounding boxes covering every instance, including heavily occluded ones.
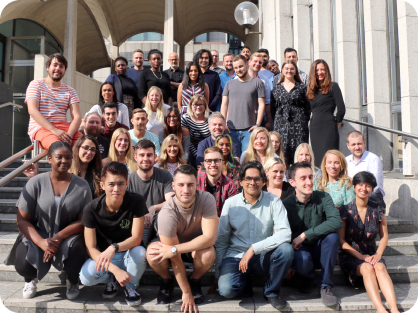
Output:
[74,72,102,116]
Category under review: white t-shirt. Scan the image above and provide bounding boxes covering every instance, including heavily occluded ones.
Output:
[146,104,171,136]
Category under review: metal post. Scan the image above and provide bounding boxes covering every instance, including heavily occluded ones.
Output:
[33,140,39,175]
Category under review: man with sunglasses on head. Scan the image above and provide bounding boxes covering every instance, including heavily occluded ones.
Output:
[214,161,294,310]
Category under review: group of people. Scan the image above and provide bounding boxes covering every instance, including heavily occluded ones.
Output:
[4,48,399,313]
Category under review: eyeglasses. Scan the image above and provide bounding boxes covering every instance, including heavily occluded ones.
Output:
[80,146,97,153]
[192,103,205,107]
[204,158,222,165]
[243,176,263,184]
[167,115,178,119]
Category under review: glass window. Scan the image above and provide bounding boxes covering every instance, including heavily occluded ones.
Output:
[15,19,44,37]
[11,38,42,60]
[146,32,163,41]
[8,65,34,94]
[45,40,60,56]
[0,41,3,71]
[195,33,208,43]
[45,31,61,50]
[0,20,13,37]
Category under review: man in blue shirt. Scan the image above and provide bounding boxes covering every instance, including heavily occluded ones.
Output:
[257,48,275,80]
[214,161,294,310]
[126,49,144,87]
[219,53,236,91]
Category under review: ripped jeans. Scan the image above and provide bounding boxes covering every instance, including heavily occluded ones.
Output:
[79,246,147,290]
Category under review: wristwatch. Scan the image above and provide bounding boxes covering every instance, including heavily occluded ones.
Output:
[171,245,177,256]
[255,123,261,127]
[111,243,119,253]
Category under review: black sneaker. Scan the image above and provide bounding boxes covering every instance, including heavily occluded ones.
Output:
[189,278,204,304]
[268,296,288,310]
[319,286,339,307]
[157,278,175,304]
[102,281,119,299]
[124,287,142,306]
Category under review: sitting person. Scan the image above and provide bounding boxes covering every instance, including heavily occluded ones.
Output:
[338,171,399,313]
[81,112,110,160]
[156,134,186,176]
[5,142,92,300]
[144,86,171,136]
[215,134,241,188]
[101,102,129,141]
[129,108,161,157]
[103,128,137,174]
[197,147,237,216]
[240,127,277,165]
[263,157,294,200]
[270,131,285,162]
[79,162,148,307]
[214,161,294,310]
[294,142,320,177]
[283,161,342,307]
[314,150,355,208]
[146,165,218,310]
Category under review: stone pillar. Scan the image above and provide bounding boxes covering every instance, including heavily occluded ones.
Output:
[335,0,361,154]
[179,43,185,71]
[397,1,418,176]
[312,0,333,74]
[163,0,174,71]
[292,0,312,73]
[275,0,292,64]
[110,45,119,74]
[34,54,48,80]
[260,0,277,59]
[363,0,392,170]
[63,0,77,88]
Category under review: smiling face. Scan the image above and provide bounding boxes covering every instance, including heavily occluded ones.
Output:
[282,63,296,80]
[150,53,162,70]
[270,134,281,153]
[115,60,127,75]
[204,151,223,178]
[217,137,231,157]
[115,134,129,154]
[48,146,73,173]
[47,58,66,82]
[198,52,210,70]
[209,117,225,139]
[132,51,144,68]
[240,167,264,198]
[241,48,252,61]
[249,56,263,73]
[211,51,219,66]
[223,55,233,71]
[324,153,341,181]
[85,115,101,137]
[315,62,326,82]
[233,59,248,78]
[354,182,373,200]
[78,139,97,164]
[134,147,156,172]
[167,139,179,160]
[297,147,312,163]
[284,51,298,63]
[191,99,206,116]
[102,84,115,103]
[266,163,286,186]
[131,112,148,131]
[100,173,128,201]
[166,110,179,128]
[253,131,269,153]
[289,167,314,198]
[347,135,366,159]
[104,107,118,128]
[173,173,197,207]
[149,89,161,109]
[188,65,199,82]
[268,62,279,74]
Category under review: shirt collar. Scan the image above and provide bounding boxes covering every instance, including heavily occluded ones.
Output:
[294,192,313,205]
[348,151,369,165]
[240,190,264,205]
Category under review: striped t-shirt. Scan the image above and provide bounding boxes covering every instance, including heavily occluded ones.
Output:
[181,113,211,158]
[25,79,80,139]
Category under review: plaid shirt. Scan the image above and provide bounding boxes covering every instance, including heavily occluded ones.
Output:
[197,171,238,216]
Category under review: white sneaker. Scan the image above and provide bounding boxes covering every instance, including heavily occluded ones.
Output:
[23,279,38,299]
[66,280,80,300]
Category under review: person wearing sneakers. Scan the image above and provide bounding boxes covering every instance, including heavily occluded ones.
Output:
[146,165,219,312]
[79,162,148,306]
[4,141,92,300]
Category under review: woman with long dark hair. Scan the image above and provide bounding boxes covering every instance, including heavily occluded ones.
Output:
[215,134,241,187]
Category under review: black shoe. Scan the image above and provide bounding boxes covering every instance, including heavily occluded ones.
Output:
[124,287,142,306]
[268,296,288,310]
[102,281,119,299]
[319,286,339,307]
[189,278,204,304]
[157,278,174,304]
[298,279,313,294]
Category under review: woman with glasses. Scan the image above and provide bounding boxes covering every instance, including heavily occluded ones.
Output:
[181,94,211,168]
[156,134,186,176]
[215,134,241,188]
[263,157,294,200]
[102,128,137,174]
[144,86,171,136]
[240,127,277,166]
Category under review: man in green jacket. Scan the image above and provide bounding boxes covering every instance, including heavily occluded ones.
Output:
[283,161,342,308]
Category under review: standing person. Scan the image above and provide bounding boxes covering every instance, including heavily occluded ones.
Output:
[138,49,173,106]
[307,59,346,167]
[215,134,241,188]
[129,108,161,157]
[240,127,277,165]
[270,131,285,162]
[146,165,218,308]
[283,162,342,307]
[197,147,237,216]
[84,82,129,128]
[164,52,184,106]
[158,107,190,162]
[193,49,222,111]
[5,142,92,300]
[271,60,311,165]
[181,94,211,168]
[257,48,274,80]
[221,55,266,155]
[79,162,148,307]
[81,113,110,160]
[210,50,225,74]
[240,46,252,62]
[214,161,294,310]
[105,56,142,121]
[263,157,295,200]
[103,128,137,174]
[281,48,309,85]
[219,53,236,91]
[101,102,129,142]
[345,131,386,208]
[338,172,400,313]
[157,134,186,176]
[268,60,280,76]
[144,86,171,136]
[26,53,82,150]
[126,49,145,86]
[177,61,209,115]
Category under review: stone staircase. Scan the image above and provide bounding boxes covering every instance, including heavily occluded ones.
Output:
[0,161,417,312]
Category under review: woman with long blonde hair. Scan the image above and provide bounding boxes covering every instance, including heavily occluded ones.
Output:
[314,150,355,208]
[270,131,285,162]
[240,127,277,165]
[103,128,137,174]
[157,134,185,176]
[144,86,171,136]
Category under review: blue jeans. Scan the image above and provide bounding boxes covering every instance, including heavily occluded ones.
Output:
[218,243,293,298]
[79,246,147,290]
[229,128,252,156]
[292,232,340,288]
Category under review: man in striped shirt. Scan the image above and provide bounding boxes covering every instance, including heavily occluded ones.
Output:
[26,53,82,150]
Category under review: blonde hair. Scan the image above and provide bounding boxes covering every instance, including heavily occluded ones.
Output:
[187,94,210,118]
[263,157,286,187]
[269,131,285,161]
[158,134,185,169]
[242,127,275,165]
[108,128,137,173]
[145,86,165,123]
[317,150,352,191]
[294,143,319,173]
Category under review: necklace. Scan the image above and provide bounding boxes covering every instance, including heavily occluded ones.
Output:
[151,70,162,80]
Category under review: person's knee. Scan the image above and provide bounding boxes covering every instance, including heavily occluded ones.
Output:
[129,246,146,264]
[360,262,374,276]
[323,232,340,244]
[146,243,159,265]
[218,277,239,299]
[275,243,294,260]
[195,247,216,268]
[293,251,313,274]
[373,262,386,273]
[79,259,101,286]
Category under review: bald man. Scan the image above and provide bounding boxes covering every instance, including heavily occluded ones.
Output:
[164,52,184,104]
[210,50,225,74]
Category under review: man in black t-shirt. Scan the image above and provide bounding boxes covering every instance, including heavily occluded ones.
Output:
[79,162,148,307]
[82,112,110,159]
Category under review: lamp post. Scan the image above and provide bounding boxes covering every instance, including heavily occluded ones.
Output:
[234,1,262,35]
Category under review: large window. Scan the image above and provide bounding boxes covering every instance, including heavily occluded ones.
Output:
[127,32,164,41]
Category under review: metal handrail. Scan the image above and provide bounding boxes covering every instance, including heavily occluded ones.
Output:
[343,118,418,140]
[0,144,34,170]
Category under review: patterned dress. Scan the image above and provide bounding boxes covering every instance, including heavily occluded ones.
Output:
[181,84,205,115]
[313,179,355,208]
[338,201,386,285]
[225,158,241,190]
[271,81,311,161]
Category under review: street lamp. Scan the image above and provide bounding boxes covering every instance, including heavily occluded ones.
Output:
[234,1,262,35]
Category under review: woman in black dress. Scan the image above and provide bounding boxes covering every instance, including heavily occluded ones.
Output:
[338,171,399,313]
[271,60,310,166]
[263,157,294,200]
[307,59,345,167]
[138,49,173,106]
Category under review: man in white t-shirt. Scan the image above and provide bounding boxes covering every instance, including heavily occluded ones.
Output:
[129,108,161,157]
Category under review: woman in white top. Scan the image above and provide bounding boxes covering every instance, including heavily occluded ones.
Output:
[240,127,277,165]
[144,86,170,136]
[294,142,321,178]
[84,82,129,128]
[156,134,186,176]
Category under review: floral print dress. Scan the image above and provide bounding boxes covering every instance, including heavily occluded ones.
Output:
[314,179,355,208]
[338,201,386,285]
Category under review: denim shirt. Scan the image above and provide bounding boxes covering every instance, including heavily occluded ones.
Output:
[215,191,291,274]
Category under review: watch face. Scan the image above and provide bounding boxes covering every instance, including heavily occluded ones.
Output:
[171,246,176,253]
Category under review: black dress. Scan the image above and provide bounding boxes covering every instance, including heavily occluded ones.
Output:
[309,82,345,167]
[262,181,295,200]
[138,69,172,104]
[271,81,311,162]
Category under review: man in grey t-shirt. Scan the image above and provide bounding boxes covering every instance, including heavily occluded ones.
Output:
[221,55,266,155]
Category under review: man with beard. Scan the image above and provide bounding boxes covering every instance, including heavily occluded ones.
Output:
[221,55,266,155]
[240,46,252,62]
[126,49,144,86]
[219,53,236,91]
[257,48,274,80]
[127,140,174,246]
[81,112,110,159]
[164,52,184,105]
[26,53,82,150]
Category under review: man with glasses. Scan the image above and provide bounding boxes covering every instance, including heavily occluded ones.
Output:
[197,147,237,216]
[164,52,184,106]
[214,161,294,310]
[210,50,225,74]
